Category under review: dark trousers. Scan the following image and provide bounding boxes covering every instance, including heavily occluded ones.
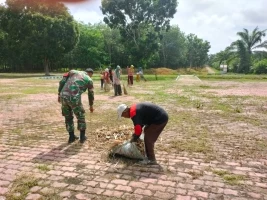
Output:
[128,75,133,85]
[100,79,104,89]
[114,84,122,96]
[144,120,168,161]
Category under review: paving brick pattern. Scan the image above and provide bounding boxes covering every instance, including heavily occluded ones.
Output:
[0,138,267,199]
[1,81,267,199]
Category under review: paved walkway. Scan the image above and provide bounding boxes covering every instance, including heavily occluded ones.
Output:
[0,136,267,200]
[0,80,267,199]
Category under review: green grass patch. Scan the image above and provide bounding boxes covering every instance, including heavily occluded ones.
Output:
[212,169,245,185]
[213,169,228,176]
[36,164,50,172]
[6,174,39,200]
[0,94,24,100]
[199,73,267,81]
[223,174,245,185]
[169,138,212,154]
[0,73,45,79]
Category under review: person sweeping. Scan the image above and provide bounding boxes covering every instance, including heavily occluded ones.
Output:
[113,65,122,96]
[58,68,94,144]
[117,102,168,165]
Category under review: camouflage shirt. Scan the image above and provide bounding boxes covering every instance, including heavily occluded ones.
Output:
[58,70,94,106]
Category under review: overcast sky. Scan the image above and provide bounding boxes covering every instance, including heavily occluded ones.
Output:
[1,0,266,54]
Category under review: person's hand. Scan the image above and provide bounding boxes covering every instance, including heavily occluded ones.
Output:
[58,95,61,103]
[130,134,138,143]
[89,106,94,113]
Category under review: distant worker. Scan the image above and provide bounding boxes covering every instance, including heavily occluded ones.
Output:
[127,65,134,86]
[113,65,122,96]
[108,66,113,85]
[138,67,147,82]
[104,68,111,92]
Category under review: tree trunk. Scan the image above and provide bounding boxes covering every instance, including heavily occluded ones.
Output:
[162,46,166,67]
[44,57,50,76]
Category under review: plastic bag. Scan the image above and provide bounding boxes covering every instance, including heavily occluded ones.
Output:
[139,133,144,140]
[113,141,145,160]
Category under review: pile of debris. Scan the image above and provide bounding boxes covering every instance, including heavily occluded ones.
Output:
[95,125,132,141]
[91,125,145,156]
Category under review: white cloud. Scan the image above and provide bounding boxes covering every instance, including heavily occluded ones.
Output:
[1,0,266,54]
[64,0,103,24]
[171,0,267,53]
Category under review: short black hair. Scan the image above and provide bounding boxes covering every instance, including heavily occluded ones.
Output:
[85,68,94,73]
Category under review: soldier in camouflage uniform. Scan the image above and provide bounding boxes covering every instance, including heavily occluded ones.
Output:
[58,68,94,143]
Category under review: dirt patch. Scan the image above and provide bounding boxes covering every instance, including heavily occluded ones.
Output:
[96,94,136,102]
[205,81,267,97]
[154,67,178,75]
[1,77,267,200]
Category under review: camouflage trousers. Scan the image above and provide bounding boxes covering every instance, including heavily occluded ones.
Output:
[61,96,86,132]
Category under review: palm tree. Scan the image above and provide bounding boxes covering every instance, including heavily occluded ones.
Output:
[230,27,267,73]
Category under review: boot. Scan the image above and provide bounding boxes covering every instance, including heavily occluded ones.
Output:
[68,132,79,144]
[80,130,87,143]
[118,85,122,95]
[114,84,118,96]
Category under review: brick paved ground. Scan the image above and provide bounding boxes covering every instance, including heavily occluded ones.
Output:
[1,130,267,199]
[1,79,267,199]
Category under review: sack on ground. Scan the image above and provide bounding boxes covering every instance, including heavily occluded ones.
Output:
[113,141,145,160]
[104,82,111,92]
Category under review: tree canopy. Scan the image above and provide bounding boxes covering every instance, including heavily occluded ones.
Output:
[0,0,79,75]
[0,0,214,73]
[209,27,267,74]
[101,0,178,67]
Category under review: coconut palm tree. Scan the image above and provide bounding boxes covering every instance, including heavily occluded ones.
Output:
[230,27,267,73]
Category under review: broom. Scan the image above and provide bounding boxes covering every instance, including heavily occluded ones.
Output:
[121,75,128,95]
[122,82,128,95]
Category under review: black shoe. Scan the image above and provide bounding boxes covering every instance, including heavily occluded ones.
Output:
[68,135,79,144]
[80,136,87,143]
[80,130,87,143]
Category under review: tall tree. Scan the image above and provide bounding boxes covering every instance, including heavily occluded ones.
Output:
[62,23,108,70]
[159,25,187,68]
[101,25,127,67]
[1,0,79,74]
[101,0,178,67]
[186,34,210,67]
[230,27,267,73]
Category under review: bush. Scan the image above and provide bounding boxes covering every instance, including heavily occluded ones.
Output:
[253,59,267,74]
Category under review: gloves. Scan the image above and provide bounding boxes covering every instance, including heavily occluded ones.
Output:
[130,134,139,143]
[89,106,94,113]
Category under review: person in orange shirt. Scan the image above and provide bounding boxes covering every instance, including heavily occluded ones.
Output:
[127,65,134,86]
